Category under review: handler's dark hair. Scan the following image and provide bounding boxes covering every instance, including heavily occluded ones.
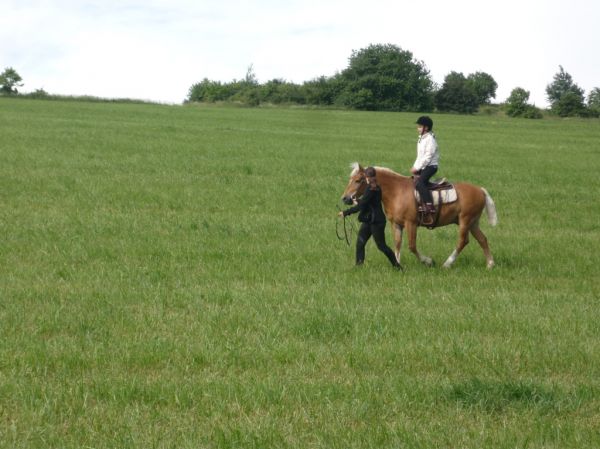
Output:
[365,166,378,188]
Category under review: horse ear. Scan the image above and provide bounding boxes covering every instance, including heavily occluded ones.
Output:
[350,162,362,176]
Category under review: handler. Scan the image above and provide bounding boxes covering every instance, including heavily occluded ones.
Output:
[338,167,402,270]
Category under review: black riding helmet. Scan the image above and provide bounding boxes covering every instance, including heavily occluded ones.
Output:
[416,116,433,130]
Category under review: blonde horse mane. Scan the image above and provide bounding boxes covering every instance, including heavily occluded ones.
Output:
[349,163,407,179]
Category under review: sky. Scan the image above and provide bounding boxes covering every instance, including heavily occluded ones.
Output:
[2,0,599,107]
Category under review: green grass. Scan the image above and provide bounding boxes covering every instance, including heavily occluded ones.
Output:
[1,98,599,448]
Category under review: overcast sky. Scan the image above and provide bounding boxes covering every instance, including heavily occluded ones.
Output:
[2,0,599,106]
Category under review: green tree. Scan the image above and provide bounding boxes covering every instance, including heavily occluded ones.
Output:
[243,64,258,87]
[467,72,498,105]
[505,87,542,119]
[434,72,479,113]
[554,91,586,117]
[339,44,434,112]
[587,87,600,117]
[506,87,530,117]
[0,67,23,94]
[546,66,585,116]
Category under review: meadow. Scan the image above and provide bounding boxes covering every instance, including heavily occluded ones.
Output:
[1,97,599,448]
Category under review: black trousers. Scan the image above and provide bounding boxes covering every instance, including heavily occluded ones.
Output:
[356,222,400,267]
[415,165,438,204]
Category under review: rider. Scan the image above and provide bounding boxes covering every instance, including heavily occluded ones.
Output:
[338,167,402,270]
[411,116,439,214]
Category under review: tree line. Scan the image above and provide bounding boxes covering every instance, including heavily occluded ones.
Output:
[2,44,599,118]
[186,44,599,118]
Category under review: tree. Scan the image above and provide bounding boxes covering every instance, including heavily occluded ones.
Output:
[506,88,530,117]
[546,66,585,116]
[243,64,258,86]
[554,91,586,117]
[467,72,498,105]
[0,67,23,94]
[505,87,542,119]
[587,87,600,117]
[434,72,479,113]
[339,44,434,112]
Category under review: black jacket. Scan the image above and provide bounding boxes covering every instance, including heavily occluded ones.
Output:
[343,186,387,224]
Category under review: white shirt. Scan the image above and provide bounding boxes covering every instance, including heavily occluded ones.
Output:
[412,132,440,171]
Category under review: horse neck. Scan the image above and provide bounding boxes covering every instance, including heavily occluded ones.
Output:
[375,168,411,197]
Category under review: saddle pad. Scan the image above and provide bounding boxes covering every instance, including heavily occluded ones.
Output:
[415,186,457,206]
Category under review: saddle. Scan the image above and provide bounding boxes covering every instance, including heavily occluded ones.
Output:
[412,176,458,228]
[427,178,453,191]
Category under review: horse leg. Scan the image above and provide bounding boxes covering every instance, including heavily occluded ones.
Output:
[442,219,470,268]
[392,223,403,264]
[407,222,434,266]
[470,221,495,269]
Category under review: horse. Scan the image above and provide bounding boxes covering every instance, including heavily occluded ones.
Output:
[341,163,497,269]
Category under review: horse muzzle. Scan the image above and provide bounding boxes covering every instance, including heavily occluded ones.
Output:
[342,195,354,205]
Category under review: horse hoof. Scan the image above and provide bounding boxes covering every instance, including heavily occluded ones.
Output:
[487,261,495,270]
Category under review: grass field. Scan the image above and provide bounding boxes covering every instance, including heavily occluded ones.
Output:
[1,98,599,448]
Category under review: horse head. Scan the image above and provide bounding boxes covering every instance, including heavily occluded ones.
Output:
[341,162,368,205]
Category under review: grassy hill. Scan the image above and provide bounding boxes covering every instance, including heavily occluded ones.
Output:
[1,98,599,448]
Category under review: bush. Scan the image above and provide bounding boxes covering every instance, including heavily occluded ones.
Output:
[187,79,237,103]
[259,79,306,105]
[303,75,344,106]
[27,88,49,99]
[522,106,543,119]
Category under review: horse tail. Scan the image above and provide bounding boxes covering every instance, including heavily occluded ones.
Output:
[481,188,498,226]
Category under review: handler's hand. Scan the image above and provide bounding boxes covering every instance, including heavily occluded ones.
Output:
[410,167,418,175]
[338,211,344,217]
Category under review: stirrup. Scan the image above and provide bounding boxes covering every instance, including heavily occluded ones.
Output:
[418,204,436,214]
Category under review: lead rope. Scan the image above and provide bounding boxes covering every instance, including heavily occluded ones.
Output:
[336,205,355,246]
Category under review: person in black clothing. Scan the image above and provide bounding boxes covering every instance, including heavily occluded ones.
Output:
[338,167,402,270]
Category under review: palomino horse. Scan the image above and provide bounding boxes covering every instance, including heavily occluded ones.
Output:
[341,163,497,269]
